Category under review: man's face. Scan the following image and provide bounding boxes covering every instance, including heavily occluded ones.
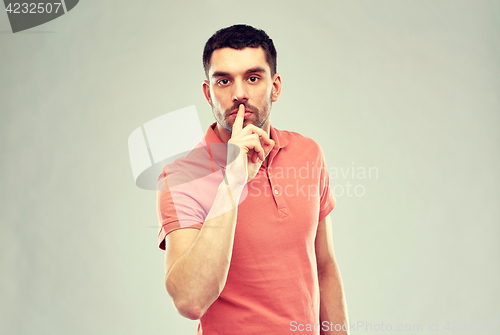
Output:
[203,47,281,134]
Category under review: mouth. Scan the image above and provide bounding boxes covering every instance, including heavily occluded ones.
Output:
[229,110,253,119]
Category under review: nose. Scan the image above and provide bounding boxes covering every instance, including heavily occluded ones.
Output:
[232,79,248,102]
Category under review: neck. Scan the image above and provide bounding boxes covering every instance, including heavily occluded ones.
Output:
[214,120,272,167]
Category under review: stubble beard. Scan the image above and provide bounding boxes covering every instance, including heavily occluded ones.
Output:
[211,92,273,135]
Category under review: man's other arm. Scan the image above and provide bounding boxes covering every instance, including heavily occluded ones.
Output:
[315,214,349,335]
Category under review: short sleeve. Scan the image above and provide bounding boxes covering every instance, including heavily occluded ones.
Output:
[156,169,204,250]
[318,148,336,222]
[156,158,226,250]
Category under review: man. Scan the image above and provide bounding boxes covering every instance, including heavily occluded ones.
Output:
[157,24,349,334]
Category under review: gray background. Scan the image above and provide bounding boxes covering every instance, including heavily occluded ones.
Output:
[1,1,499,334]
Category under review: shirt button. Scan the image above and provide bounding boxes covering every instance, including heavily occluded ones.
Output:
[274,189,279,195]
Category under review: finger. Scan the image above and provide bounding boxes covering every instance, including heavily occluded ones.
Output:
[231,104,245,136]
[239,134,266,161]
[250,150,259,164]
[239,124,272,145]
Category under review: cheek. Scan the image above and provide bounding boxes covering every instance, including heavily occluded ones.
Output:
[209,93,223,109]
[256,84,273,99]
[256,87,272,105]
[211,90,230,108]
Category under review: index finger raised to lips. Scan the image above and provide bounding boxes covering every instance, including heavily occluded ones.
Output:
[231,104,245,135]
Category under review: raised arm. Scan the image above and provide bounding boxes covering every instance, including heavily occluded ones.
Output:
[163,104,274,320]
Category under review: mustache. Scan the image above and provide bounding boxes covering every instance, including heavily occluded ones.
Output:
[225,102,259,116]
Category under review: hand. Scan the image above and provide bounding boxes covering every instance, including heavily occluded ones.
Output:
[226,104,275,184]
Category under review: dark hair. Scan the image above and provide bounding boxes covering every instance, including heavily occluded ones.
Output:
[203,24,277,78]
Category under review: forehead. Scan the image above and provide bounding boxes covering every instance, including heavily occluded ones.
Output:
[209,47,270,76]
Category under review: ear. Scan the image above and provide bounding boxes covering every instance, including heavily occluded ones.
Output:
[271,73,282,102]
[202,80,212,107]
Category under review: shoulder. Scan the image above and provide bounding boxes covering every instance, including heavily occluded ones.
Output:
[163,142,215,175]
[274,128,323,152]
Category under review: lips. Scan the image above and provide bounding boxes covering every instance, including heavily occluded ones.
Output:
[229,109,252,116]
[229,110,253,118]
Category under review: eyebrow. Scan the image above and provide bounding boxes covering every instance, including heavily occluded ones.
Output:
[211,67,267,78]
[245,67,266,74]
[211,71,230,78]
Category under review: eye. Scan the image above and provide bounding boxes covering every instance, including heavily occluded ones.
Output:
[217,79,230,86]
[248,76,259,83]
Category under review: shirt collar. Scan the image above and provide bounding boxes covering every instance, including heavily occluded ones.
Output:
[269,124,289,150]
[202,122,289,169]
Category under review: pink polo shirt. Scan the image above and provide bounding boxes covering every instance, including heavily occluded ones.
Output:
[157,123,335,334]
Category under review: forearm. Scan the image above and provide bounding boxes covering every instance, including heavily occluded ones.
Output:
[165,181,243,319]
[319,264,349,335]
